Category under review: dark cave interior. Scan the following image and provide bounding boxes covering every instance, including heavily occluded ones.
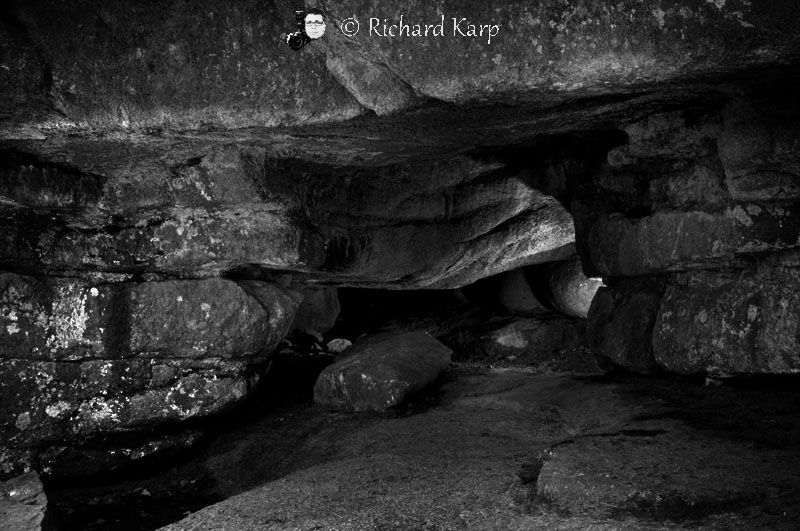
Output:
[3,1,800,530]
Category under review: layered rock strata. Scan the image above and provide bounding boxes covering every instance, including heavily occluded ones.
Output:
[0,274,301,477]
[584,91,800,374]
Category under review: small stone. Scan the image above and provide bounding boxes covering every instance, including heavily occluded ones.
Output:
[326,338,352,354]
[14,413,31,431]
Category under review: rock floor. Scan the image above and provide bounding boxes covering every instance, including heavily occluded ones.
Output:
[48,358,800,531]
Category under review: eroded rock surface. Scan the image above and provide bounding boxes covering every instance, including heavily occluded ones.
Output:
[158,370,800,531]
[314,331,451,411]
[0,472,48,531]
[0,274,301,477]
[654,268,800,374]
[3,0,800,131]
[581,87,800,375]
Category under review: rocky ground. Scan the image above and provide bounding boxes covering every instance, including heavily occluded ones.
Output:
[41,345,800,531]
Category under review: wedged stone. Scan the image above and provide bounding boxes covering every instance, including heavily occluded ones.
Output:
[0,472,48,531]
[291,287,341,335]
[647,159,727,208]
[587,203,800,276]
[727,170,800,202]
[546,256,603,318]
[653,268,800,374]
[499,269,546,315]
[314,332,451,411]
[587,279,664,374]
[325,53,419,116]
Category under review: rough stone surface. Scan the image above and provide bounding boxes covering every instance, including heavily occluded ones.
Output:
[39,430,204,479]
[546,256,603,318]
[586,203,800,277]
[0,274,300,362]
[0,0,365,130]
[654,267,800,374]
[448,314,586,367]
[158,371,800,531]
[0,274,301,478]
[314,331,451,411]
[0,145,577,289]
[537,421,800,521]
[291,286,341,335]
[324,53,419,116]
[5,0,799,133]
[587,280,664,374]
[498,268,547,315]
[0,471,48,531]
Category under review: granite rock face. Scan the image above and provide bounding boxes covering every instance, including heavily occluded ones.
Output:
[314,331,451,411]
[0,146,577,289]
[4,0,800,131]
[0,1,798,481]
[0,274,300,362]
[580,89,800,375]
[586,204,800,277]
[0,274,301,478]
[654,268,800,375]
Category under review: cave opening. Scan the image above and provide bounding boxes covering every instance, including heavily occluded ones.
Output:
[3,1,800,530]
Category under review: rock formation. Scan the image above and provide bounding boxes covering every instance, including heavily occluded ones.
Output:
[1,0,800,491]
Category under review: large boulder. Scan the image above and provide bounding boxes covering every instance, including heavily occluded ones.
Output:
[0,274,301,477]
[314,331,451,411]
[654,268,800,374]
[291,286,341,335]
[0,274,300,362]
